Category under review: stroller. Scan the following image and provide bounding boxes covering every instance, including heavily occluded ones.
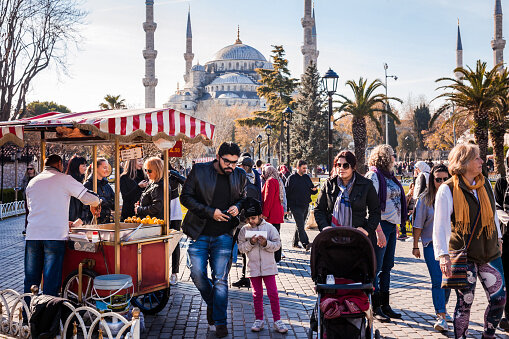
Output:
[308,227,380,339]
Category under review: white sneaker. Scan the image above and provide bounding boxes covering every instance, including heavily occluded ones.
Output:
[434,316,448,332]
[251,319,264,332]
[274,320,288,333]
[169,273,178,285]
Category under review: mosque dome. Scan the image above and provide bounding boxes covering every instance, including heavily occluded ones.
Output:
[210,73,256,85]
[191,64,205,71]
[218,93,240,99]
[213,43,267,61]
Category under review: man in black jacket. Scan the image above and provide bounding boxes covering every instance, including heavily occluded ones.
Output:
[285,159,317,250]
[495,153,509,331]
[180,142,246,338]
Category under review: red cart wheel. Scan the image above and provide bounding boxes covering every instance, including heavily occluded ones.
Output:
[131,288,170,315]
[62,268,97,308]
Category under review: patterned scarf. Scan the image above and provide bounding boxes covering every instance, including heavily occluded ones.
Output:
[331,174,356,227]
[263,165,285,203]
[452,174,495,239]
[373,167,408,225]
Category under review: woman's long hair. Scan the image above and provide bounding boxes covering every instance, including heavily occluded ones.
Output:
[422,164,450,207]
[66,155,87,182]
[122,159,139,181]
[84,158,108,182]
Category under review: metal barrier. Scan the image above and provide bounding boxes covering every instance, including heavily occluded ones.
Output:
[0,201,25,219]
[0,287,141,339]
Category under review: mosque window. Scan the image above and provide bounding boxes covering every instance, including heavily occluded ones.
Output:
[236,62,239,69]
[228,62,231,68]
[244,62,247,69]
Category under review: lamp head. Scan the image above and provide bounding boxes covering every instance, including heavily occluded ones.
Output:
[264,124,273,136]
[256,134,262,143]
[321,68,339,95]
[282,106,293,121]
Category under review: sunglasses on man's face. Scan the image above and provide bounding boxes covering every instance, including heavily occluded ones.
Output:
[144,169,152,174]
[335,162,350,169]
[221,157,237,167]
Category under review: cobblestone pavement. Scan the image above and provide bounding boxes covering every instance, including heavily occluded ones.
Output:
[2,215,509,338]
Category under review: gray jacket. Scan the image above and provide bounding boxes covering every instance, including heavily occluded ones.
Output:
[238,219,281,277]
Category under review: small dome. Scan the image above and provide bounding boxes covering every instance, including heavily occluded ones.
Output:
[210,73,256,85]
[218,93,240,99]
[214,43,267,61]
[191,64,205,71]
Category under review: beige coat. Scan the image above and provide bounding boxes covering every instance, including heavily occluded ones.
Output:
[238,219,281,277]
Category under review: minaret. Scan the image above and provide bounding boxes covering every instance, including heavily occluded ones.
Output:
[492,0,506,71]
[301,0,318,72]
[312,6,319,61]
[184,7,194,83]
[456,21,463,80]
[143,0,158,108]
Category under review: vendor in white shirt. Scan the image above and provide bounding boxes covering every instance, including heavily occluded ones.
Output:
[432,144,504,339]
[24,154,100,297]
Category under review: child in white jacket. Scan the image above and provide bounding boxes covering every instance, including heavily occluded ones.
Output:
[238,198,288,334]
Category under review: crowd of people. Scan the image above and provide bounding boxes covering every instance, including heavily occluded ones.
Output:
[20,139,509,338]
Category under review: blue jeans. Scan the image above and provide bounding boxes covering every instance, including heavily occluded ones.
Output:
[24,240,66,296]
[187,234,233,326]
[374,220,397,292]
[423,242,451,314]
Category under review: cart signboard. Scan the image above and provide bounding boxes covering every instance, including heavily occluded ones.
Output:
[120,145,143,161]
[169,140,183,158]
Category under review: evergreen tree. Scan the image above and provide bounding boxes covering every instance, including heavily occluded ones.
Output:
[236,45,298,162]
[413,103,431,149]
[23,101,71,118]
[290,62,327,167]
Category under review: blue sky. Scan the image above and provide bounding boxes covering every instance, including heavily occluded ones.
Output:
[26,0,504,113]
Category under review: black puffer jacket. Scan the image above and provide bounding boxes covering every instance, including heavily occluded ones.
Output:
[180,161,247,240]
[137,179,164,219]
[69,174,85,222]
[170,170,186,200]
[314,172,381,243]
[120,170,145,220]
[84,177,115,224]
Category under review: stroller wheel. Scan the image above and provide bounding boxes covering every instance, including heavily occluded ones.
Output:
[374,329,381,339]
[307,328,313,339]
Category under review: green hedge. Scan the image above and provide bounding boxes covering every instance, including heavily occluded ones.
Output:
[0,188,21,203]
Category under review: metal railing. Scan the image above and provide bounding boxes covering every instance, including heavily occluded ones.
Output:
[0,287,141,339]
[0,201,25,220]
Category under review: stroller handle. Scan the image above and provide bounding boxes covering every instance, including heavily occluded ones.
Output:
[316,283,373,292]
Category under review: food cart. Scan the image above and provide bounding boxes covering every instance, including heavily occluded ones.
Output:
[0,108,215,315]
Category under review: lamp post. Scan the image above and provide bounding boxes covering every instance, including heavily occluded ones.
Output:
[282,107,293,169]
[383,63,398,145]
[0,146,3,203]
[265,124,273,164]
[14,150,21,201]
[256,134,262,161]
[250,140,256,157]
[321,68,339,173]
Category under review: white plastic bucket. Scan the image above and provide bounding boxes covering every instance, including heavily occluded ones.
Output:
[92,274,133,313]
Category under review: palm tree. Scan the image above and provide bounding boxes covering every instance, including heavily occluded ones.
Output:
[99,94,127,110]
[489,69,509,177]
[433,61,504,166]
[336,78,402,174]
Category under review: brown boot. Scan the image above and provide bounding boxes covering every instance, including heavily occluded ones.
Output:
[215,324,228,338]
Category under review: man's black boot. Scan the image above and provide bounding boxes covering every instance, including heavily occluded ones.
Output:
[380,291,402,319]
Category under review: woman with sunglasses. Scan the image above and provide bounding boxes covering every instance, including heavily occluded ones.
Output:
[412,164,452,332]
[365,144,407,322]
[135,157,164,219]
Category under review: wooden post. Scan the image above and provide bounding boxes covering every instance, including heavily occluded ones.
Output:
[78,263,83,303]
[163,149,169,286]
[92,145,98,193]
[40,131,46,172]
[114,139,121,274]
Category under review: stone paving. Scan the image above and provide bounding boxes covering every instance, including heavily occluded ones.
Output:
[2,215,509,338]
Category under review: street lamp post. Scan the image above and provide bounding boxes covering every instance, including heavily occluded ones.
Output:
[250,140,256,157]
[383,63,398,145]
[282,107,293,169]
[256,134,262,161]
[321,68,339,173]
[265,124,273,164]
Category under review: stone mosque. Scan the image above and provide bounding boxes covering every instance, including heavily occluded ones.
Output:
[162,0,318,112]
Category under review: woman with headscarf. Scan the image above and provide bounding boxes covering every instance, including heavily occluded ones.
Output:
[65,155,88,222]
[433,144,504,338]
[261,165,285,263]
[365,144,407,322]
[413,160,431,200]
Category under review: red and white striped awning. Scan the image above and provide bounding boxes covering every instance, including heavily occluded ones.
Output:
[0,126,24,147]
[0,108,215,147]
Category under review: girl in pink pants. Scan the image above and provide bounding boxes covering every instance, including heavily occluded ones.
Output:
[238,200,288,334]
